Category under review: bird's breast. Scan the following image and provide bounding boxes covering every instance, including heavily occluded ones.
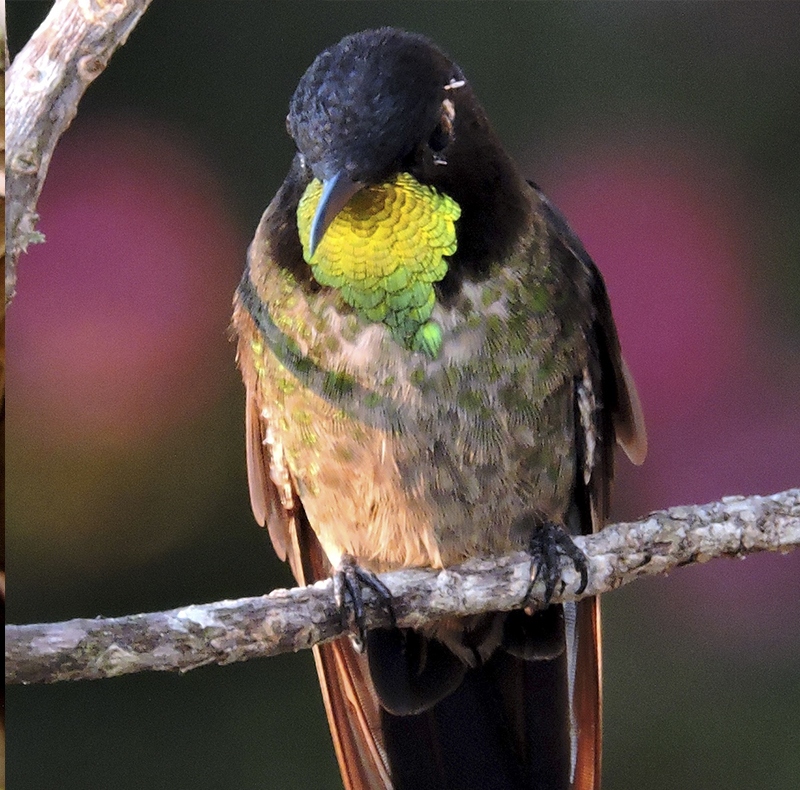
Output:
[247,254,581,573]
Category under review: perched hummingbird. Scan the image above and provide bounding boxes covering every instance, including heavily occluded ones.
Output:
[233,28,646,790]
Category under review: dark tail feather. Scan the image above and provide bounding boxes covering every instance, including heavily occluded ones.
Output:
[382,650,559,790]
[377,603,601,790]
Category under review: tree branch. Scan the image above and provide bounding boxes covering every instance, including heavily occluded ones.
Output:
[6,489,799,685]
[5,0,154,305]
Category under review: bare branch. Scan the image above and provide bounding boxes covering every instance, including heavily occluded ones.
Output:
[5,0,154,305]
[6,489,798,686]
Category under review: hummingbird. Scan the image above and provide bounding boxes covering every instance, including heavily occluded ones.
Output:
[233,27,646,790]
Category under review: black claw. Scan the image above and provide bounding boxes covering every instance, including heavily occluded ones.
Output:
[333,554,395,649]
[527,521,589,603]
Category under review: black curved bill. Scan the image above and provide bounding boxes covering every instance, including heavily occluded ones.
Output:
[308,171,365,258]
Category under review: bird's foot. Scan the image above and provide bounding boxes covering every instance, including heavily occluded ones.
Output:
[527,521,589,603]
[333,554,395,652]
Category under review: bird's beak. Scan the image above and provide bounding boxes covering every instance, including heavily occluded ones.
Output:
[308,171,365,258]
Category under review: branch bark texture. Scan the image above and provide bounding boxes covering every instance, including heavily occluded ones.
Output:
[5,0,154,305]
[6,489,799,686]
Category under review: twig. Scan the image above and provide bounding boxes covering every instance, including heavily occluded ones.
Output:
[6,489,799,685]
[5,0,154,305]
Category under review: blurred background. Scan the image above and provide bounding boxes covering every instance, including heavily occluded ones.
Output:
[6,3,799,789]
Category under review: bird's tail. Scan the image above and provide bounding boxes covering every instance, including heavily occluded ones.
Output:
[314,604,601,789]
[292,507,600,790]
[372,602,600,790]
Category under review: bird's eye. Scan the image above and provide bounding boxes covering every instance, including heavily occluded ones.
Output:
[429,99,455,152]
[429,123,449,152]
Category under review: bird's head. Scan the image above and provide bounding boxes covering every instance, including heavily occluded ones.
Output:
[289,29,462,185]
[287,28,474,257]
[282,28,529,356]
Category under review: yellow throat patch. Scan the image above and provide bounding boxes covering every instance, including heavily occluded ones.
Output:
[297,172,461,358]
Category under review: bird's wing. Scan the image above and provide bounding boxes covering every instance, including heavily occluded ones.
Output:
[535,183,647,473]
[535,183,647,790]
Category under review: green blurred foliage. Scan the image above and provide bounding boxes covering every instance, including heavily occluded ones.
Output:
[6,3,800,790]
